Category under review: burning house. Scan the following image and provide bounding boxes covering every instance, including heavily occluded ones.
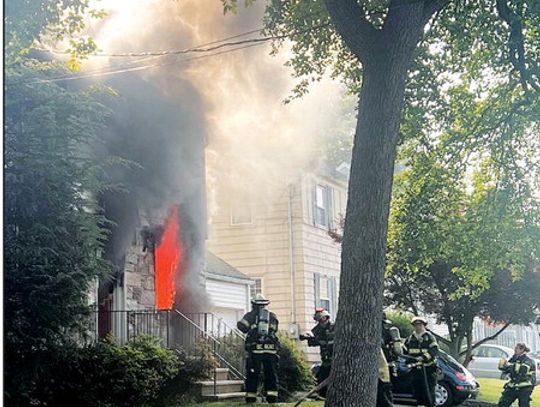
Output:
[92,72,253,349]
[76,2,348,394]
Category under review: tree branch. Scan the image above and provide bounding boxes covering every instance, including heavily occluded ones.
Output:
[496,0,540,93]
[458,322,511,356]
[422,0,451,25]
[324,0,379,63]
[429,330,452,346]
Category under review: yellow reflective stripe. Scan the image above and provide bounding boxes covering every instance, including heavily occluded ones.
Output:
[246,392,258,397]
[255,344,276,350]
[267,390,278,396]
[509,382,533,388]
[252,349,278,354]
[429,342,438,348]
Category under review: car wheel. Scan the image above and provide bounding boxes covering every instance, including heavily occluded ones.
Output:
[435,382,453,407]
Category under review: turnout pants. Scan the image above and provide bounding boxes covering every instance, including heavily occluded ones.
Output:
[316,359,332,398]
[411,365,437,407]
[245,352,278,403]
[498,385,533,407]
[377,380,394,407]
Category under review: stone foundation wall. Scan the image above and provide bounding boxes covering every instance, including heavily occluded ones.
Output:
[124,234,156,310]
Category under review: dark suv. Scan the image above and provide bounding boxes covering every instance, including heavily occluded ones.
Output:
[392,351,479,407]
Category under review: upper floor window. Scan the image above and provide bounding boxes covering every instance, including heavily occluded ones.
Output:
[230,193,252,225]
[313,184,334,228]
[314,273,338,316]
[250,277,263,298]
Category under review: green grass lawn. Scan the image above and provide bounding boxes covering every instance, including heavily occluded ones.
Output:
[182,403,323,407]
[184,380,540,407]
[477,378,539,407]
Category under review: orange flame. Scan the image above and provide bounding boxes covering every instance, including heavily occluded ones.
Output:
[155,206,182,310]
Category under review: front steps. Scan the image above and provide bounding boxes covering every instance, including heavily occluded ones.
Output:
[198,367,245,401]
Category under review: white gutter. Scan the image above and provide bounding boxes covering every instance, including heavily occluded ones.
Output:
[288,184,297,325]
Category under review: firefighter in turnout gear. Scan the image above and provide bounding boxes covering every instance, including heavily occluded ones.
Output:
[497,342,536,407]
[378,313,404,407]
[237,294,280,404]
[403,316,439,407]
[299,308,334,398]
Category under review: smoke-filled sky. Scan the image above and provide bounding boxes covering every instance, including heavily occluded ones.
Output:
[87,0,352,214]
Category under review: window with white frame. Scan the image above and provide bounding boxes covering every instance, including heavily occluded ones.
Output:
[319,275,330,311]
[230,193,253,225]
[313,184,334,228]
[250,277,263,298]
[314,273,338,316]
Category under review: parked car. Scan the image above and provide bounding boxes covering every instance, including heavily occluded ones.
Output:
[467,344,540,379]
[392,351,479,407]
[312,350,479,407]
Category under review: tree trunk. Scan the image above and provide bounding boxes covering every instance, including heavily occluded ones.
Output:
[321,2,450,405]
[325,59,412,406]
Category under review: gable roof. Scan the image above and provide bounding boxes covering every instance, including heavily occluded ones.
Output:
[205,251,253,284]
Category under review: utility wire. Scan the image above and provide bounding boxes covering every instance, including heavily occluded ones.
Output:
[25,22,330,84]
[26,42,265,84]
[35,27,265,57]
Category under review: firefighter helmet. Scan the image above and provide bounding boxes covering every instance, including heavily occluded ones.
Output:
[314,309,331,321]
[411,316,428,325]
[251,293,270,306]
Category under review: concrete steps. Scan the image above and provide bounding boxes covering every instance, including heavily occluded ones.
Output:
[197,367,245,401]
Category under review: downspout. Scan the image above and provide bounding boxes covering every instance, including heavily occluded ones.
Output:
[287,184,297,327]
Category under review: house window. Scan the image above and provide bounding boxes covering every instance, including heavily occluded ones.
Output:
[314,273,338,316]
[313,184,333,228]
[250,277,263,298]
[319,275,331,311]
[230,194,252,225]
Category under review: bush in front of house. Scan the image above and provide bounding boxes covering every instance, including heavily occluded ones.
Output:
[277,333,315,401]
[385,309,414,338]
[29,336,212,407]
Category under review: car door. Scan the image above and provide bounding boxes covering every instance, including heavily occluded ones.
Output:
[468,346,508,378]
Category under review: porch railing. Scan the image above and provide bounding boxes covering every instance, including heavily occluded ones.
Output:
[90,309,246,381]
[91,309,171,347]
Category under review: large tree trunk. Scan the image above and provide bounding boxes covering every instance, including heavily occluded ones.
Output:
[322,2,449,405]
[325,59,412,406]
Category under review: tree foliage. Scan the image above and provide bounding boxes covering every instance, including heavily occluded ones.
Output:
[4,1,113,403]
[223,1,540,404]
[386,152,540,360]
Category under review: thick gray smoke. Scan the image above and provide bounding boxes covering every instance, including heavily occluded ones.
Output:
[94,72,207,311]
[77,0,349,311]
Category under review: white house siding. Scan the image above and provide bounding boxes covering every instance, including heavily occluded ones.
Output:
[472,320,540,352]
[207,170,348,363]
[206,278,249,311]
[207,179,305,332]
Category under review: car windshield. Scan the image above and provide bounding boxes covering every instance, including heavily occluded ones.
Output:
[438,350,464,372]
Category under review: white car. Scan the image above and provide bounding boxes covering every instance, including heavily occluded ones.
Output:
[467,344,540,379]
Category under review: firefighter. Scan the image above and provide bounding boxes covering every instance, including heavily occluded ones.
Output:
[497,342,536,407]
[378,313,404,407]
[299,308,334,398]
[403,316,439,407]
[237,294,280,404]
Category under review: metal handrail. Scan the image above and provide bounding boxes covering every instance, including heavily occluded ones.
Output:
[175,310,247,382]
[215,315,246,340]
[213,351,246,380]
[173,309,221,345]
